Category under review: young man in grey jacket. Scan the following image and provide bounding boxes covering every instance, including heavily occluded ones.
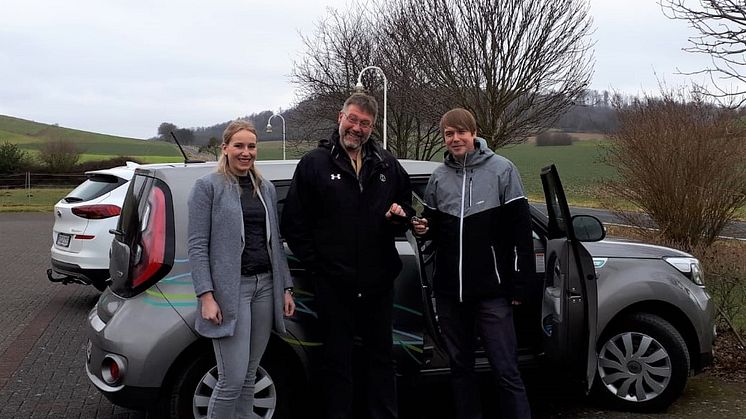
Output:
[413,108,533,419]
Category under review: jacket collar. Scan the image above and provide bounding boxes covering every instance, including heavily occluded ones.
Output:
[444,137,493,169]
[321,130,385,165]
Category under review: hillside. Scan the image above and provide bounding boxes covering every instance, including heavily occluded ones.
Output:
[0,115,181,159]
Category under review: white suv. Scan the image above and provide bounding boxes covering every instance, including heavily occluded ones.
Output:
[48,162,138,291]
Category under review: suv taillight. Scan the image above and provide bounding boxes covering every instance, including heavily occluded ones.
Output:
[72,204,121,219]
[131,187,167,288]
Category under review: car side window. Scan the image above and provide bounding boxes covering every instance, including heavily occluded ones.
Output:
[273,181,291,238]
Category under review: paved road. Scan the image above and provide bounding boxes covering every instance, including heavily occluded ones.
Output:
[0,212,144,418]
[0,212,743,418]
[533,204,746,240]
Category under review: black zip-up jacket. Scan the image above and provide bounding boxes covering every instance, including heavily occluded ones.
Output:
[281,131,413,295]
[422,138,535,302]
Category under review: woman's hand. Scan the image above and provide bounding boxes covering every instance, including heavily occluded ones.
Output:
[284,291,296,317]
[199,292,222,325]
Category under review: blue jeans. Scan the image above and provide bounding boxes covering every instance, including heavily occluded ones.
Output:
[436,295,531,419]
[208,272,274,419]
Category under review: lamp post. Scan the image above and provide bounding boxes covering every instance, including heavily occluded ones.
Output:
[265,113,286,160]
[354,66,387,150]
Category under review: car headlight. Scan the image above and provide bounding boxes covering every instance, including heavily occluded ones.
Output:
[664,257,705,286]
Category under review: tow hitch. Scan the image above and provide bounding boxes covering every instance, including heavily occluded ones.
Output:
[47,268,92,286]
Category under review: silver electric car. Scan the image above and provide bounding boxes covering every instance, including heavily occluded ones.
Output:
[86,160,715,418]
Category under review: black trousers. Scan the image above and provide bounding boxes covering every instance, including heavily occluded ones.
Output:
[436,295,531,419]
[315,279,398,419]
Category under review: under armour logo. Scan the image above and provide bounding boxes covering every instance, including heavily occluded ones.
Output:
[379,174,386,182]
[331,174,341,180]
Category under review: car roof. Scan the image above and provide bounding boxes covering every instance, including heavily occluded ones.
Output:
[137,159,441,182]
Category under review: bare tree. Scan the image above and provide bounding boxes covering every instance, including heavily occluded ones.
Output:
[291,8,375,146]
[661,0,746,105]
[38,139,82,173]
[292,0,592,155]
[291,3,448,159]
[605,88,746,251]
[373,9,451,160]
[392,0,594,149]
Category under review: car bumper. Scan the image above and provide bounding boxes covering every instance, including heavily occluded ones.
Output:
[85,361,159,410]
[694,350,714,373]
[86,292,199,411]
[49,258,108,285]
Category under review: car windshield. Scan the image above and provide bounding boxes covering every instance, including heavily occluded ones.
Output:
[65,174,127,203]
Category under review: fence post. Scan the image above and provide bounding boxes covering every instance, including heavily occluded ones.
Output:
[26,172,31,203]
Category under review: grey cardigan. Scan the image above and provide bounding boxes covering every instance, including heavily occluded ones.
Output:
[187,171,293,338]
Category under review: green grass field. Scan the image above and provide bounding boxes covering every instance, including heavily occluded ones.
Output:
[0,114,182,160]
[497,140,615,204]
[0,188,70,212]
[1,114,742,218]
[78,154,185,164]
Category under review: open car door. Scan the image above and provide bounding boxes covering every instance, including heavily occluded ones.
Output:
[540,164,598,393]
[405,189,452,370]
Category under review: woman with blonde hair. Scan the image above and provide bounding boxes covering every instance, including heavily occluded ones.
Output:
[188,120,295,418]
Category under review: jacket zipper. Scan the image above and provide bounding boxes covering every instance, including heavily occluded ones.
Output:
[491,246,501,284]
[468,174,473,208]
[458,155,467,302]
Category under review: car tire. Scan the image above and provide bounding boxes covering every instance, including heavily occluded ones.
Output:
[147,350,214,419]
[593,313,690,412]
[148,348,299,419]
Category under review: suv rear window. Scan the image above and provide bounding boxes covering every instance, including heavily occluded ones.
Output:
[64,174,127,203]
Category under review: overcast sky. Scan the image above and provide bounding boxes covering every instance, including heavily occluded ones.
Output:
[0,0,715,139]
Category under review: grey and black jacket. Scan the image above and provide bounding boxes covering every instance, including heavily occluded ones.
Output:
[422,138,535,302]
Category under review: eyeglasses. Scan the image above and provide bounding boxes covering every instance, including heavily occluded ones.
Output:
[342,112,373,129]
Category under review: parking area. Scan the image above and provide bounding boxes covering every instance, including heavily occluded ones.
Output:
[0,213,143,419]
[0,212,743,418]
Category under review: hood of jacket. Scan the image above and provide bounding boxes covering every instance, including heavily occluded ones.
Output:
[443,137,493,169]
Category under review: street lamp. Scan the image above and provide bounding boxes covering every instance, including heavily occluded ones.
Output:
[265,113,286,160]
[354,66,387,150]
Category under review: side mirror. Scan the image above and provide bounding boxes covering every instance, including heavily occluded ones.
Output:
[571,215,606,242]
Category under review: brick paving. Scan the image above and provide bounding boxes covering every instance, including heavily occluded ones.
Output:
[0,213,144,418]
[0,212,743,419]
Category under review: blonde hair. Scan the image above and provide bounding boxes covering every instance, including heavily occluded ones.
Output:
[217,120,262,190]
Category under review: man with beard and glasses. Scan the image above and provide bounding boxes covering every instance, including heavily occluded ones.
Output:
[281,92,413,419]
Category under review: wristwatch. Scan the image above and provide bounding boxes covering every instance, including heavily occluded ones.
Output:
[284,288,294,296]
